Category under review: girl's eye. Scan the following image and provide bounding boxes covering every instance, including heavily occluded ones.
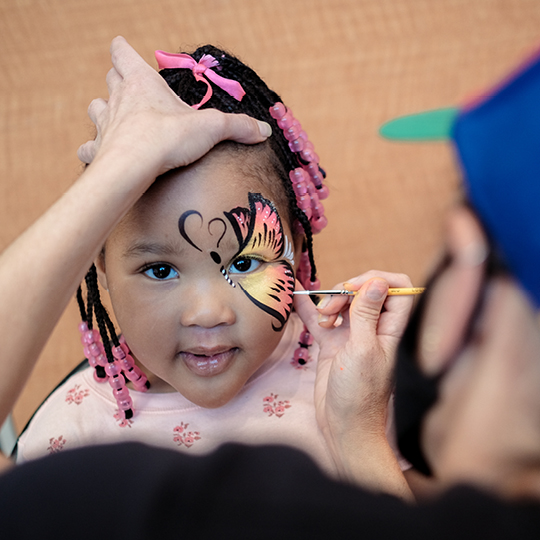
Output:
[143,264,178,281]
[229,257,262,274]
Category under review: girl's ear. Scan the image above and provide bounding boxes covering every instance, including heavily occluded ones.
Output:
[94,251,109,291]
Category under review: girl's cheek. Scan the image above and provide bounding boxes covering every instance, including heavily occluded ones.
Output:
[232,261,295,331]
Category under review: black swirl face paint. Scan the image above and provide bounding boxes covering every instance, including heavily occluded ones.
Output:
[178,212,236,287]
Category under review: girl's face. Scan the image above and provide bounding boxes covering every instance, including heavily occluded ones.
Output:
[97,146,300,408]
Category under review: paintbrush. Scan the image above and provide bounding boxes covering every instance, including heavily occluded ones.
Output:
[293,287,425,296]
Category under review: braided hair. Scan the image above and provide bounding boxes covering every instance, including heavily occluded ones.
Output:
[77,44,328,419]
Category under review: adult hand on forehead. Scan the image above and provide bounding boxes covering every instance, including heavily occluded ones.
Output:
[294,270,414,496]
[77,36,271,177]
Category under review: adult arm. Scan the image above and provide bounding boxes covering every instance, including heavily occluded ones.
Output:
[0,36,270,443]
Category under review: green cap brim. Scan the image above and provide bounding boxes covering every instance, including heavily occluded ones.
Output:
[379,107,459,141]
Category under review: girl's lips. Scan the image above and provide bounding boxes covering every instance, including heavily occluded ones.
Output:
[180,348,238,377]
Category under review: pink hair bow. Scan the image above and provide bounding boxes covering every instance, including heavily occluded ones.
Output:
[155,50,246,109]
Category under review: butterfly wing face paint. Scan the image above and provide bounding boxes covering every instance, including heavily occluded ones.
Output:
[225,193,295,331]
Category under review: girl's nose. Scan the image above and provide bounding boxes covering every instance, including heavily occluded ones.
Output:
[179,282,236,328]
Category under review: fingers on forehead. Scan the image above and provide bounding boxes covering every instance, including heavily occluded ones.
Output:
[106,68,122,92]
[109,36,145,78]
[87,98,107,123]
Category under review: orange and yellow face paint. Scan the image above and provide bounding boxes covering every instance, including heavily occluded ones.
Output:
[224,193,295,331]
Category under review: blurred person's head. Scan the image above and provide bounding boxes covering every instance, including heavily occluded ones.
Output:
[388,49,540,497]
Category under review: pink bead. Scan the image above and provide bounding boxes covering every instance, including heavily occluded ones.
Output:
[82,330,95,345]
[310,172,323,189]
[112,346,126,360]
[304,161,320,178]
[83,344,97,358]
[90,343,102,357]
[78,322,88,334]
[317,184,330,200]
[118,397,134,411]
[95,353,107,367]
[119,355,135,371]
[290,168,306,182]
[311,215,328,234]
[299,330,314,346]
[293,181,307,197]
[283,124,301,141]
[308,278,321,290]
[105,361,121,377]
[312,201,324,219]
[88,356,98,368]
[93,329,101,341]
[307,182,318,196]
[293,347,309,362]
[300,148,315,162]
[124,365,143,382]
[133,377,149,392]
[113,387,130,400]
[277,112,294,130]
[300,140,314,154]
[108,376,125,390]
[297,194,311,211]
[269,102,286,119]
[289,138,305,153]
[298,130,308,142]
[306,164,322,180]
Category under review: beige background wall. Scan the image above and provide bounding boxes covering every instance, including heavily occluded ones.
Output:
[2,0,540,431]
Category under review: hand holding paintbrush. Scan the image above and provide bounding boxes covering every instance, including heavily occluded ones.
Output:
[292,271,416,496]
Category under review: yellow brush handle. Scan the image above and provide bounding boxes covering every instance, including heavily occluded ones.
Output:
[387,287,425,296]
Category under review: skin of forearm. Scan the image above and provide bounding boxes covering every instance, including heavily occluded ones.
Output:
[0,148,160,426]
[332,430,414,501]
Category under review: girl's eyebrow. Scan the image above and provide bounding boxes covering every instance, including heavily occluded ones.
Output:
[123,241,181,258]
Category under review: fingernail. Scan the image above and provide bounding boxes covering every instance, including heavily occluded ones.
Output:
[317,296,331,310]
[344,276,364,287]
[366,279,387,301]
[318,314,329,325]
[258,121,272,138]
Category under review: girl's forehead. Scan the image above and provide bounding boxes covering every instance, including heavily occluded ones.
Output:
[117,146,289,236]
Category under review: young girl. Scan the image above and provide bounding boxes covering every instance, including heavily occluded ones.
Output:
[15,39,412,484]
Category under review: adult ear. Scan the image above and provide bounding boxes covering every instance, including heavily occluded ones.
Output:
[94,251,109,291]
[418,205,488,375]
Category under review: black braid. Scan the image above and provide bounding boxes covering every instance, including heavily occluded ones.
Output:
[76,286,87,323]
[85,265,116,364]
[85,283,94,331]
[159,45,319,280]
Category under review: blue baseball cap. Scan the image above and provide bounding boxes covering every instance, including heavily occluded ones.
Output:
[380,49,540,307]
